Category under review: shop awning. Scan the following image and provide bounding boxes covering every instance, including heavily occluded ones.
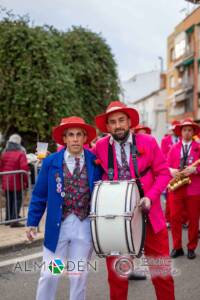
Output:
[183,57,194,67]
[186,25,195,34]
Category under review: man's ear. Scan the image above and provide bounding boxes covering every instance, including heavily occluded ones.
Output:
[128,118,131,127]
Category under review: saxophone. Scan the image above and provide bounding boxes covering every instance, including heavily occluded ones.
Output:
[168,159,200,192]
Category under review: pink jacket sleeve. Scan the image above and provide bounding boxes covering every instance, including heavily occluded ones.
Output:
[145,138,171,202]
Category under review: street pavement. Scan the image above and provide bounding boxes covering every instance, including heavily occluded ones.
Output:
[0,224,200,300]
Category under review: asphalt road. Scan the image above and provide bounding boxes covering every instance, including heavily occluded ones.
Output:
[0,229,199,300]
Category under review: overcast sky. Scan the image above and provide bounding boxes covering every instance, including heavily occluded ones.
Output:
[0,0,197,80]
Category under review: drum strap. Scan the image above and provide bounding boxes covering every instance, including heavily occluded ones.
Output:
[108,142,114,180]
[131,134,144,198]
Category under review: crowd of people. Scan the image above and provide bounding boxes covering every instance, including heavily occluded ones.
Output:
[1,100,200,300]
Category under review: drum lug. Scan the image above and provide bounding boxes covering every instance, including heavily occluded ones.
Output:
[88,213,97,219]
[124,212,132,219]
[104,215,116,219]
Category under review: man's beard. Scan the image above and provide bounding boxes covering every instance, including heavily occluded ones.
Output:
[112,129,130,143]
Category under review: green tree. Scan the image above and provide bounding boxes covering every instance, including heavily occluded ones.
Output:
[0,10,120,151]
[0,13,80,150]
[62,26,120,124]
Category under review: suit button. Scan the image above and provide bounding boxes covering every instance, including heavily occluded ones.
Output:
[60,205,62,209]
[57,223,60,227]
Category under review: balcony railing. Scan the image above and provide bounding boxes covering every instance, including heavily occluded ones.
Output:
[174,78,194,92]
[174,48,194,68]
[184,48,194,60]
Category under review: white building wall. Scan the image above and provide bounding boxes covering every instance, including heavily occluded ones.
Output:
[128,89,167,143]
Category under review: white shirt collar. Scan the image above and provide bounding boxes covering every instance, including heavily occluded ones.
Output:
[182,140,192,146]
[65,148,84,160]
[109,133,132,145]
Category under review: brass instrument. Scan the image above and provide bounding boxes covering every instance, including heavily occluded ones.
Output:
[168,159,200,192]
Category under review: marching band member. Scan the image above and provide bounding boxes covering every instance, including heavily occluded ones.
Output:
[161,120,182,227]
[167,119,200,259]
[26,116,102,300]
[93,101,175,300]
[161,120,180,158]
[134,124,151,135]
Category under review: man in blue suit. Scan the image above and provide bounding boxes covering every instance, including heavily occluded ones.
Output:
[26,116,102,300]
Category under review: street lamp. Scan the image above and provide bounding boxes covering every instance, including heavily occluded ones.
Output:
[158,56,164,73]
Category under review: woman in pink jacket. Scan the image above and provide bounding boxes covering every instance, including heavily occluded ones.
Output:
[93,101,175,300]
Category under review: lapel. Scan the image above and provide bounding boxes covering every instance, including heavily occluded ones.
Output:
[84,149,94,191]
[188,141,199,164]
[52,148,65,183]
[101,136,118,179]
[111,142,119,180]
[176,141,182,160]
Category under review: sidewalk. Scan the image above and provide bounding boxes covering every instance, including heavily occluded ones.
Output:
[0,217,45,253]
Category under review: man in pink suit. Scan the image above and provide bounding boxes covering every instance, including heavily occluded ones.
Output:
[93,101,175,300]
[161,120,182,226]
[167,119,200,260]
[161,120,180,158]
[134,124,151,135]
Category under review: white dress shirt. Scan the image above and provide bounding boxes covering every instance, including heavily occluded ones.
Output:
[109,134,132,166]
[64,149,85,174]
[181,141,192,158]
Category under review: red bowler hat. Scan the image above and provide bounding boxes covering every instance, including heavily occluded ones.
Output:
[134,124,151,134]
[174,118,200,136]
[169,120,180,131]
[95,101,139,133]
[52,116,96,146]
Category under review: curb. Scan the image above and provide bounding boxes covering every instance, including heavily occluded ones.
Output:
[0,237,44,254]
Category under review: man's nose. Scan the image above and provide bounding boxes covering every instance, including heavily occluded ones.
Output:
[73,135,79,141]
[115,120,122,128]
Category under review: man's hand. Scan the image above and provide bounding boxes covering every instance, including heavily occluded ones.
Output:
[170,168,180,179]
[181,166,196,177]
[26,227,37,242]
[139,197,151,212]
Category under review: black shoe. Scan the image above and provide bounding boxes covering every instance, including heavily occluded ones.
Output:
[10,222,25,228]
[182,223,188,229]
[187,249,196,259]
[128,271,147,281]
[170,248,184,258]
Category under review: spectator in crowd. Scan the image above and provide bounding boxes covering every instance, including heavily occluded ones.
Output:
[0,134,29,227]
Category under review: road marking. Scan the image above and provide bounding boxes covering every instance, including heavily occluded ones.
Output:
[0,252,43,268]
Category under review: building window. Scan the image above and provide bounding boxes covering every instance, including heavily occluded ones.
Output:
[185,92,193,112]
[175,32,186,59]
[169,76,175,88]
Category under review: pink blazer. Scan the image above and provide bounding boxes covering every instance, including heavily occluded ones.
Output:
[167,141,200,196]
[93,134,171,234]
[161,135,174,158]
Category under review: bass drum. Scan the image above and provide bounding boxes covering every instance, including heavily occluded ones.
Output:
[90,180,146,257]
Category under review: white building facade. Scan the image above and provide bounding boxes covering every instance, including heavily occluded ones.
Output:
[120,70,168,143]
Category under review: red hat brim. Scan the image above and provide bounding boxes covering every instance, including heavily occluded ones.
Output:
[174,123,200,137]
[95,107,139,133]
[52,122,96,146]
[135,126,151,134]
